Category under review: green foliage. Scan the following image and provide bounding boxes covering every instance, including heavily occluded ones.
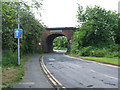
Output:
[71,46,119,58]
[2,1,45,58]
[2,1,44,88]
[2,54,32,89]
[71,5,119,58]
[15,68,24,82]
[2,84,13,88]
[78,56,119,65]
[2,49,18,67]
[53,36,68,50]
[76,5,118,47]
[20,11,45,54]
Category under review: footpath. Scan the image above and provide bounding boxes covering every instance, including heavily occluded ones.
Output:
[14,55,53,88]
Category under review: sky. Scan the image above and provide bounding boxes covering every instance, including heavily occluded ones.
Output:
[35,0,119,28]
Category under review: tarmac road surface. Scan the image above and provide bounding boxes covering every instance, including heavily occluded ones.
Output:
[43,52,118,88]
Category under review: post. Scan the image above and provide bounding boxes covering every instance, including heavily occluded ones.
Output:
[18,0,20,65]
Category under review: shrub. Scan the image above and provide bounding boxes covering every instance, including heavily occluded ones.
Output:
[93,49,106,57]
[105,52,119,58]
[107,44,119,52]
[79,46,94,56]
[71,45,119,58]
[2,49,18,67]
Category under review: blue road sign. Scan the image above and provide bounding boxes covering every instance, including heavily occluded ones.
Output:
[14,29,23,38]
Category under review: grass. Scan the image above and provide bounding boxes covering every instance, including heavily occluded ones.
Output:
[79,56,119,65]
[2,54,32,88]
[69,54,119,65]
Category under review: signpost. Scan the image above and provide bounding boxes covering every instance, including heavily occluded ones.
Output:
[14,0,22,65]
[14,29,22,65]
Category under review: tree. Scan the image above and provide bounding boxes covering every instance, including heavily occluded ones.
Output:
[53,36,68,49]
[75,5,118,48]
[2,1,45,54]
[71,5,119,55]
[20,11,45,54]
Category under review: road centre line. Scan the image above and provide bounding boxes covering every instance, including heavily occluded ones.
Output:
[104,74,118,80]
[90,69,118,80]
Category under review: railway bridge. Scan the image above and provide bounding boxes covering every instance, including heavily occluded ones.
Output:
[41,27,75,52]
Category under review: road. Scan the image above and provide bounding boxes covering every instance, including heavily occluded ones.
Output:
[43,52,118,88]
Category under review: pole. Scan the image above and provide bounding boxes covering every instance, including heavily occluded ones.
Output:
[18,0,20,65]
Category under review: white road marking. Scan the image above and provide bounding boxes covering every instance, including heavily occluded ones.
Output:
[90,69,96,72]
[90,69,118,80]
[49,58,55,61]
[104,74,118,80]
[19,82,35,85]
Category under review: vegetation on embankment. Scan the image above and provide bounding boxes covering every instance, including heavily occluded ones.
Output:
[70,5,119,63]
[2,1,45,55]
[68,54,119,65]
[2,1,44,88]
[78,56,120,65]
[2,54,31,88]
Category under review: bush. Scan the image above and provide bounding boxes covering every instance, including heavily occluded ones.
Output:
[71,45,119,58]
[107,44,119,52]
[93,49,106,57]
[105,52,119,58]
[2,49,18,67]
[78,46,94,56]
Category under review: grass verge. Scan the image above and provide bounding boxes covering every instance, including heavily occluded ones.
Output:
[69,54,120,66]
[2,54,32,88]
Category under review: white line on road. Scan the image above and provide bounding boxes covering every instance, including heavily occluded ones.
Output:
[90,69,96,72]
[104,74,118,80]
[65,54,118,80]
[90,69,118,80]
[49,58,55,61]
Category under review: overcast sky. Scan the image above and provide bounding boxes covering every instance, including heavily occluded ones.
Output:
[35,0,119,28]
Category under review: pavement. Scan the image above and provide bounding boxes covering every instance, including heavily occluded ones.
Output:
[14,55,53,88]
[43,52,118,88]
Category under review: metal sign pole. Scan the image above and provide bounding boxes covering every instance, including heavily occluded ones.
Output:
[18,0,20,65]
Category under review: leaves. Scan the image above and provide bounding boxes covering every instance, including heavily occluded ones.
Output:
[71,5,118,54]
[53,36,68,49]
[2,1,45,54]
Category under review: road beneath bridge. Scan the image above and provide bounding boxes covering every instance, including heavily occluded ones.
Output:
[43,51,118,88]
